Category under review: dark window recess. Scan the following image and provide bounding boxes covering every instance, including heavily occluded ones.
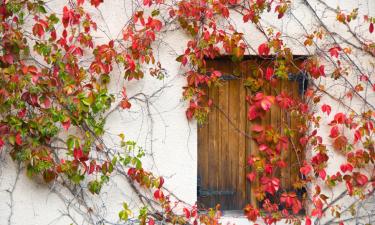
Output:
[219,74,239,81]
[197,176,236,198]
[288,72,309,95]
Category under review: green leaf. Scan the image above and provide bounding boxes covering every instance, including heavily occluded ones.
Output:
[48,13,59,24]
[8,135,15,145]
[119,203,132,221]
[151,9,160,17]
[176,55,184,62]
[81,98,91,106]
[37,5,47,14]
[66,136,75,150]
[101,175,109,183]
[88,180,102,194]
[70,173,84,184]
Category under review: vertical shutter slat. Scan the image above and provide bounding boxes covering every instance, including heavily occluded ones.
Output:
[228,79,237,209]
[280,80,290,189]
[290,81,302,189]
[197,85,210,208]
[208,83,218,208]
[238,65,247,209]
[217,79,228,208]
[270,80,282,186]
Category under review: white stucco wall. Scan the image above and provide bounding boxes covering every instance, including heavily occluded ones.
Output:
[0,0,374,224]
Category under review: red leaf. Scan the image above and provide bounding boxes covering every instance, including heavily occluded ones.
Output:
[346,180,354,195]
[329,46,341,58]
[329,126,339,138]
[18,109,26,118]
[265,67,273,80]
[318,169,326,180]
[3,54,14,64]
[355,173,368,186]
[183,208,191,219]
[186,109,194,120]
[292,199,302,214]
[30,94,38,106]
[207,99,213,107]
[300,162,312,175]
[334,113,346,124]
[258,43,270,56]
[259,144,268,152]
[360,74,369,81]
[43,169,57,183]
[77,0,85,5]
[247,105,258,120]
[311,208,323,218]
[15,133,22,145]
[90,0,103,7]
[89,160,96,174]
[143,0,152,6]
[109,40,114,48]
[51,30,57,41]
[265,164,273,174]
[260,177,280,195]
[247,156,254,166]
[305,216,312,225]
[32,73,40,83]
[256,0,265,6]
[318,65,325,76]
[370,23,374,33]
[73,148,83,161]
[62,118,71,131]
[333,135,348,151]
[246,172,256,181]
[148,218,155,225]
[153,189,164,200]
[169,9,176,18]
[354,130,361,143]
[120,99,132,109]
[251,124,263,132]
[120,87,132,109]
[276,92,293,109]
[80,161,88,174]
[321,104,331,115]
[0,138,4,148]
[366,121,374,132]
[244,204,260,222]
[32,23,45,37]
[40,96,51,109]
[260,96,274,111]
[299,136,308,146]
[127,168,136,176]
[158,177,164,188]
[181,56,188,66]
[340,163,353,173]
[277,160,287,168]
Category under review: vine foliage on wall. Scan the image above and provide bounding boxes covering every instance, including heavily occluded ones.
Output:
[0,0,374,224]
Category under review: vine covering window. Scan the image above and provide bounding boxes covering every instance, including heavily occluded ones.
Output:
[198,58,306,211]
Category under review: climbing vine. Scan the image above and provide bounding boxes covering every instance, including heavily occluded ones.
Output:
[0,0,374,225]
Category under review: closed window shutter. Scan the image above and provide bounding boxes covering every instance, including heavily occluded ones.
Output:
[197,58,305,211]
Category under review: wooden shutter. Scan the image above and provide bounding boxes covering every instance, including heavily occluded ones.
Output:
[197,58,304,211]
[197,60,247,210]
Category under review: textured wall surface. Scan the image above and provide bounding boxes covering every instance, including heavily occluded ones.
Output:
[0,0,374,224]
